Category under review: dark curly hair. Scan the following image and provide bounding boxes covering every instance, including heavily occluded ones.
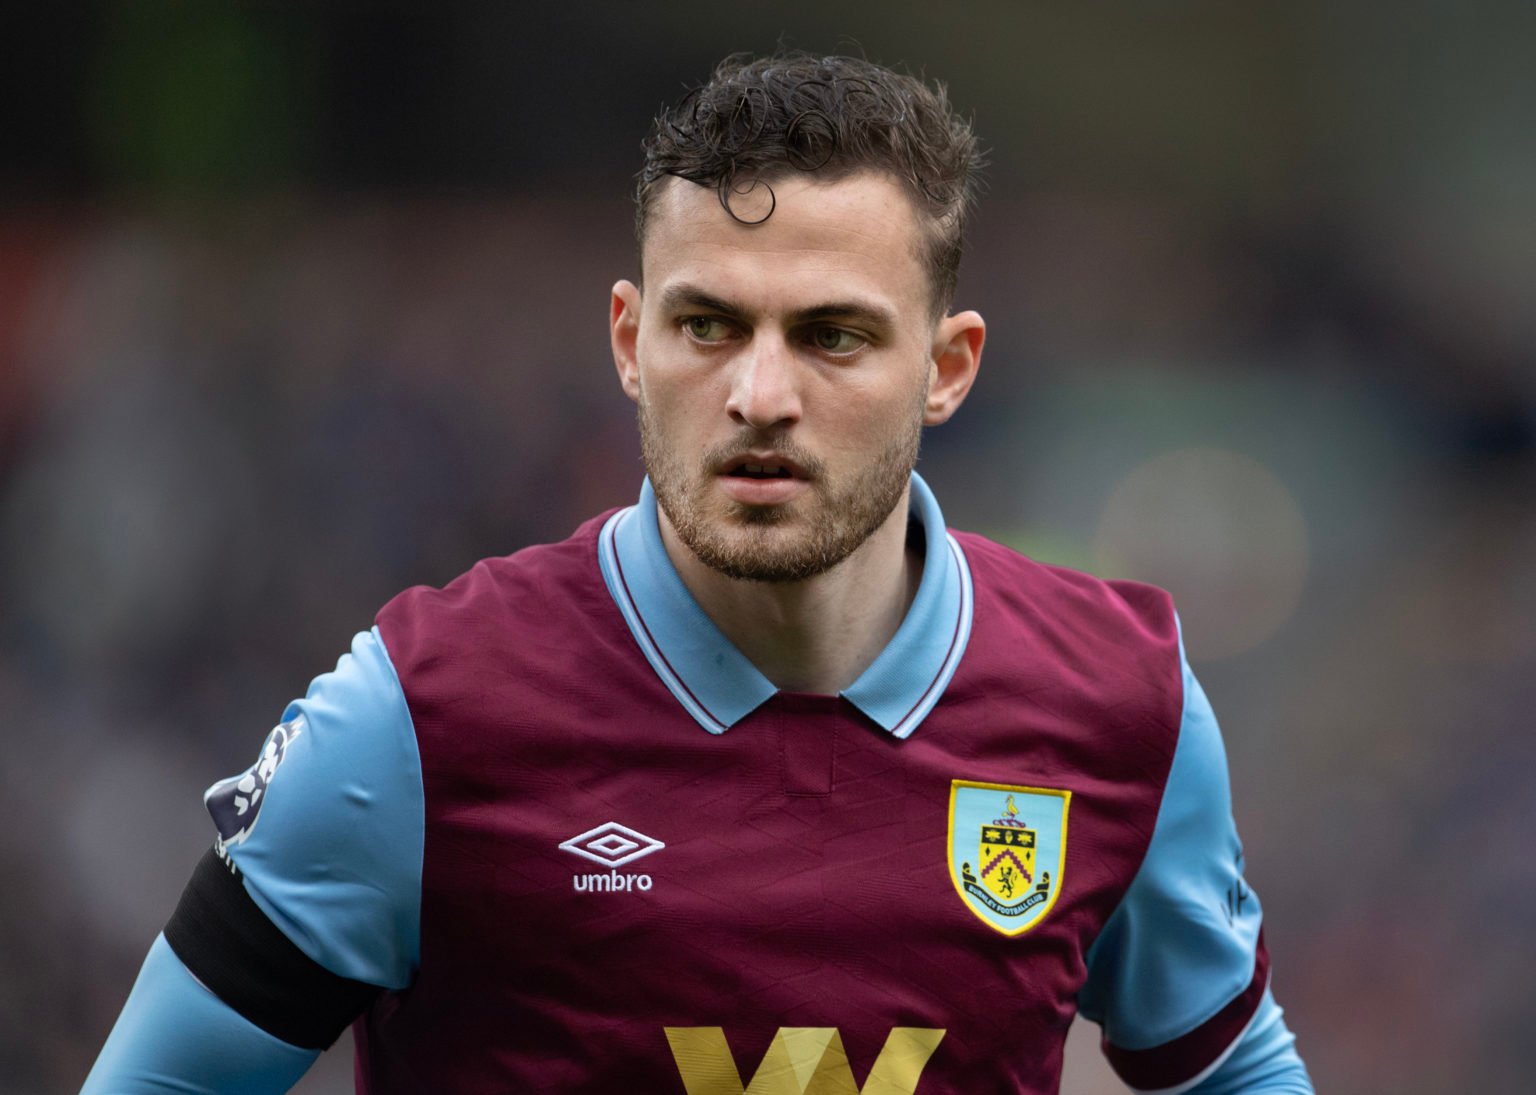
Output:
[636,52,983,315]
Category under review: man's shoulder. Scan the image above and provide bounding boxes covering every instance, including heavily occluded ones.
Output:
[951,528,1178,642]
[376,508,620,666]
[948,528,1183,723]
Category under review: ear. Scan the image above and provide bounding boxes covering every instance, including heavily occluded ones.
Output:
[924,310,985,425]
[611,279,644,404]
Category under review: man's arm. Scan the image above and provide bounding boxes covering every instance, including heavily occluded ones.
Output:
[82,628,424,1092]
[1187,989,1310,1094]
[83,936,319,1094]
[1078,621,1311,1093]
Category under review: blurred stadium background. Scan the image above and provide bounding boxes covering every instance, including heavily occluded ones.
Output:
[2,3,1533,1091]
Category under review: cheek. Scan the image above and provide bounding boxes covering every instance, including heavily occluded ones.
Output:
[818,369,927,440]
[638,372,720,447]
[642,370,715,419]
[637,324,725,394]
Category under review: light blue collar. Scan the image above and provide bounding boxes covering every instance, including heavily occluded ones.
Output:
[597,472,973,739]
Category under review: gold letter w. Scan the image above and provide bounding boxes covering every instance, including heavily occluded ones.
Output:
[664,1027,945,1095]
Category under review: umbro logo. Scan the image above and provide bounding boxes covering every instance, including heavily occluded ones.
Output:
[559,821,664,894]
[560,822,665,867]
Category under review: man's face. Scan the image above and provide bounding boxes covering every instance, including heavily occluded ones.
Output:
[613,171,963,583]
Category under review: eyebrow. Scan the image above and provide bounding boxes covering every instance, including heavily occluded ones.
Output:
[658,284,897,331]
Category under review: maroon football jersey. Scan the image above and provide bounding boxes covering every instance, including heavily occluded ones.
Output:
[352,476,1263,1093]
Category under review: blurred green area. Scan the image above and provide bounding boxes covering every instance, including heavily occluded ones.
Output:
[85,5,310,192]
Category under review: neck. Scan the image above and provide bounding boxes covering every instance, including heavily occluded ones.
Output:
[658,492,922,695]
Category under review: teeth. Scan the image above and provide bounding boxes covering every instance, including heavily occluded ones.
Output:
[744,464,787,477]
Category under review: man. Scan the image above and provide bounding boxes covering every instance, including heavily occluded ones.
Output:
[86,53,1312,1093]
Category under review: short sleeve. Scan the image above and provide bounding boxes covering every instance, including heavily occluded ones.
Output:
[1077,623,1269,1092]
[204,626,425,989]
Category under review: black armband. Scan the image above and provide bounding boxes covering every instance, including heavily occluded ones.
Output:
[164,846,383,1050]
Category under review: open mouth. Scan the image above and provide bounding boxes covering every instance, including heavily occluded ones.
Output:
[728,463,795,480]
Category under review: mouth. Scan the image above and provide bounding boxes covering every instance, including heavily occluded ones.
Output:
[727,462,797,480]
[714,453,811,505]
[717,450,810,481]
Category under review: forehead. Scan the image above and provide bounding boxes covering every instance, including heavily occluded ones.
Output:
[640,172,930,316]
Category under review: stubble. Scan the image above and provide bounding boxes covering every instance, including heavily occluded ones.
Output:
[638,391,924,584]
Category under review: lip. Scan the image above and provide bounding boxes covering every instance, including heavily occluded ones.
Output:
[713,451,810,480]
[717,474,810,506]
[714,451,812,506]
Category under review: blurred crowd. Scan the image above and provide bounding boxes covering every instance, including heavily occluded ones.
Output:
[2,4,1534,1092]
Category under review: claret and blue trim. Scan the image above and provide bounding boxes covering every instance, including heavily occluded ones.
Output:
[597,471,973,738]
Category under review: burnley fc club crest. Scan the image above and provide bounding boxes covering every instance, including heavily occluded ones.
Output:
[948,780,1070,936]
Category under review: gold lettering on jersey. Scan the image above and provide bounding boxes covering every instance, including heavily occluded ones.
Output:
[665,1026,945,1095]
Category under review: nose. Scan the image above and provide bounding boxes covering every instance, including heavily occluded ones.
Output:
[725,333,802,430]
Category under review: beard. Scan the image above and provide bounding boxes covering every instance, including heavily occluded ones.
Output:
[639,395,923,584]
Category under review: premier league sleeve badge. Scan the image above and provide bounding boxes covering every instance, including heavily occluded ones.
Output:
[948,780,1071,937]
[204,715,307,860]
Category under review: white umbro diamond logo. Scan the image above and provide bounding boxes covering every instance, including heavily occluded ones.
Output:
[558,822,665,868]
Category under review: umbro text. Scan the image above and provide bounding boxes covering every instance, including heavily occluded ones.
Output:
[573,870,653,893]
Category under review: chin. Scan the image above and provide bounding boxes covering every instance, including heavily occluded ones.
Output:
[691,522,853,584]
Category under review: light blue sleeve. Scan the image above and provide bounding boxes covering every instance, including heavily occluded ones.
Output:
[1078,625,1261,1045]
[81,935,318,1094]
[207,626,425,986]
[1187,989,1312,1094]
[84,629,425,1091]
[1078,622,1310,1091]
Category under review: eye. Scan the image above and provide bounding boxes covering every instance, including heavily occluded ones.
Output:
[683,316,732,343]
[809,326,864,355]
